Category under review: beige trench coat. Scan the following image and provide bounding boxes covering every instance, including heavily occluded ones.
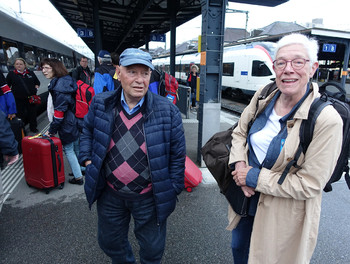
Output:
[228,83,343,264]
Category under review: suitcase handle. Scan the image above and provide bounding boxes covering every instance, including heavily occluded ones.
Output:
[57,150,62,172]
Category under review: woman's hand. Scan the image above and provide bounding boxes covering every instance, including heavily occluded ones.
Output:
[241,186,255,197]
[232,165,252,186]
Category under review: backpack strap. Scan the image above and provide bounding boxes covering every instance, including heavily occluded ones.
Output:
[248,81,278,128]
[258,81,278,101]
[278,96,330,185]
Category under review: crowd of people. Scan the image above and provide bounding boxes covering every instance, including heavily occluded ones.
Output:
[0,33,343,264]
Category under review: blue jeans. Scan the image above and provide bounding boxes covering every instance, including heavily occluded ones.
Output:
[97,188,166,264]
[62,139,82,179]
[231,215,254,264]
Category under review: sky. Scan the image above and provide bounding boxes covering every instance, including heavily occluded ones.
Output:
[0,0,349,54]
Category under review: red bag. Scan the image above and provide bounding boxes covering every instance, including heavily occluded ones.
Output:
[164,73,178,104]
[28,95,41,105]
[184,156,203,192]
[75,80,95,118]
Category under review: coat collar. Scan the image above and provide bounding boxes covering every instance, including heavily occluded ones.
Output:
[100,86,154,118]
[257,82,320,121]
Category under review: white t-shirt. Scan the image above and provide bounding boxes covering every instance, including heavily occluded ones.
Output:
[250,108,282,164]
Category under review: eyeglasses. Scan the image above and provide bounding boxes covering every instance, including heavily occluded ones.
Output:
[273,58,310,70]
[42,66,52,70]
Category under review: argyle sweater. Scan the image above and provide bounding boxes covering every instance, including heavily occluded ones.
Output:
[104,102,152,200]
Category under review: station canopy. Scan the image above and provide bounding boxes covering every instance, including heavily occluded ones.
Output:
[49,0,288,54]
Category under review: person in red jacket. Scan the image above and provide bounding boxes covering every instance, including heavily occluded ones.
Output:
[186,64,199,109]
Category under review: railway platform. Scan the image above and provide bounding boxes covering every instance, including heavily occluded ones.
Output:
[0,104,349,264]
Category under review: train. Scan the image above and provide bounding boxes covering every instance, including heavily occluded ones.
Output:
[152,42,277,98]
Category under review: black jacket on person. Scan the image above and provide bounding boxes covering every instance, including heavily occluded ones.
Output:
[71,65,92,85]
[6,70,40,100]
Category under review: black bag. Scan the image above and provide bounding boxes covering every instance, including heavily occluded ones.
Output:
[201,82,278,216]
[8,117,26,154]
[201,123,249,216]
[278,81,350,192]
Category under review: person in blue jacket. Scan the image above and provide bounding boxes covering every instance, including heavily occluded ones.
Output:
[0,109,19,211]
[79,48,186,264]
[93,50,115,94]
[41,58,83,185]
[0,70,16,119]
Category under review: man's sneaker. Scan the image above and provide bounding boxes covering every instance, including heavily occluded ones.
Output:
[69,177,84,185]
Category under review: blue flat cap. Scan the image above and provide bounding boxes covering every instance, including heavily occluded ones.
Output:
[119,48,154,70]
[98,50,111,59]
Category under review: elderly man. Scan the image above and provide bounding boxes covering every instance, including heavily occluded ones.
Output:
[79,48,186,264]
[93,50,115,94]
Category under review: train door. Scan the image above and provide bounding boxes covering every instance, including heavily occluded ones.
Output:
[2,39,19,72]
[235,53,249,91]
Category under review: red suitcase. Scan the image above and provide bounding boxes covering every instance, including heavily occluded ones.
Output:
[22,135,65,193]
[184,156,203,192]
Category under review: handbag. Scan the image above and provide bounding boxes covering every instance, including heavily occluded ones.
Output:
[201,81,279,216]
[28,95,41,105]
[201,123,249,216]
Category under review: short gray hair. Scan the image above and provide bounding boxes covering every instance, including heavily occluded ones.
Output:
[275,33,319,66]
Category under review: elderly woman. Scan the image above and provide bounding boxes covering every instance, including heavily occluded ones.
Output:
[6,58,40,132]
[228,33,343,264]
[41,58,83,185]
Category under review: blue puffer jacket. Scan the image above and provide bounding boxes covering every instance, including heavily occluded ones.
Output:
[48,75,79,145]
[93,63,115,94]
[79,87,186,223]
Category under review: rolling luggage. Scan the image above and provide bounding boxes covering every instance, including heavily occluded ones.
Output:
[22,135,65,193]
[184,156,202,192]
[8,117,25,154]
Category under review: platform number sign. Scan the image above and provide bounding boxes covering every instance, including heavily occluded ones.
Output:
[77,28,94,38]
[150,34,166,42]
[322,43,337,53]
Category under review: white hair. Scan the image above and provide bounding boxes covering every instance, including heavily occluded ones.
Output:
[274,33,319,66]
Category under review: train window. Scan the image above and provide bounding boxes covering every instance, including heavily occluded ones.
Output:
[223,63,234,76]
[2,40,19,70]
[175,64,181,72]
[0,48,8,72]
[23,45,36,70]
[252,60,272,77]
[36,49,46,68]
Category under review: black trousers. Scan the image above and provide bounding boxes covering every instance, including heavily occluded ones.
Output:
[15,98,37,131]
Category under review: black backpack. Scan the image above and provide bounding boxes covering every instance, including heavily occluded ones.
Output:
[279,81,350,192]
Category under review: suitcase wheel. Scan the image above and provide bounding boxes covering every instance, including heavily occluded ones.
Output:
[186,187,192,192]
[59,183,65,189]
[45,189,50,194]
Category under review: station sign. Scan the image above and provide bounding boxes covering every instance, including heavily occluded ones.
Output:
[150,33,166,42]
[77,28,94,38]
[322,43,337,53]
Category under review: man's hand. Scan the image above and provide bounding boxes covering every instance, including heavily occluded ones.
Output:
[85,160,92,167]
